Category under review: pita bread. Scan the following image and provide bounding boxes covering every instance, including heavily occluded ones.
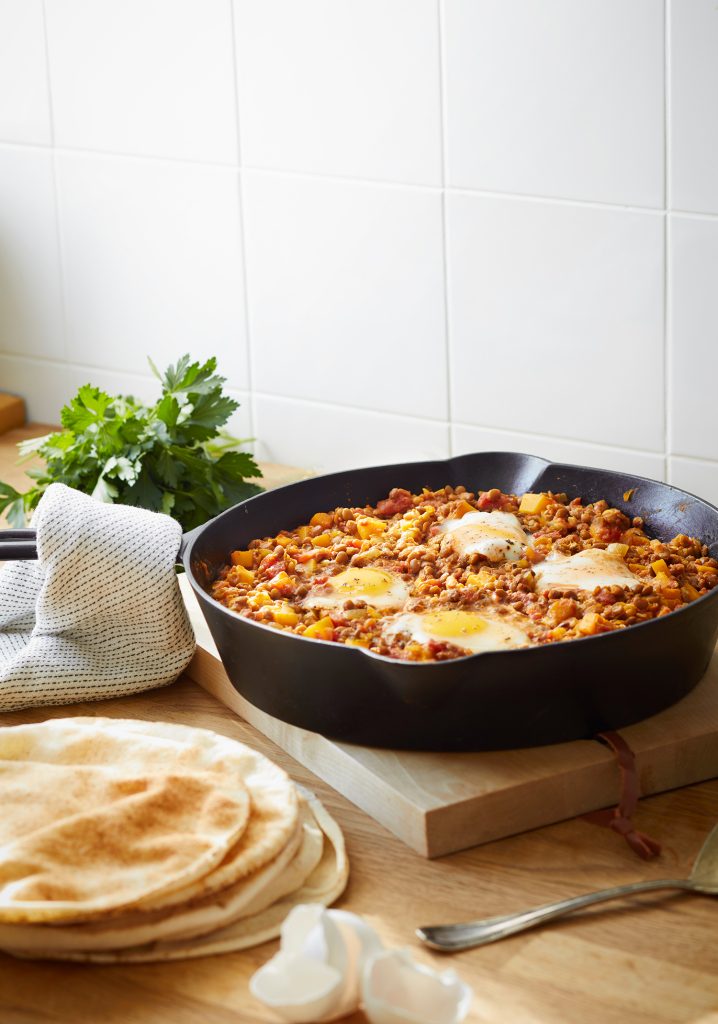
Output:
[0,718,297,923]
[2,793,348,963]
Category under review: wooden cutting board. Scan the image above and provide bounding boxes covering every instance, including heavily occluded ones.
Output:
[179,575,718,858]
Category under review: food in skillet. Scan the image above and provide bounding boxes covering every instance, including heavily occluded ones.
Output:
[210,486,718,661]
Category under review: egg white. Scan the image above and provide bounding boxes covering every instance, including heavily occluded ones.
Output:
[383,608,532,654]
[533,548,641,594]
[439,511,529,563]
[304,567,409,611]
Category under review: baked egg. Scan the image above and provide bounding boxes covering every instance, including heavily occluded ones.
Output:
[439,510,530,562]
[383,608,532,654]
[304,567,409,611]
[534,548,641,594]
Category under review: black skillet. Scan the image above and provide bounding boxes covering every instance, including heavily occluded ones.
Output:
[4,452,718,751]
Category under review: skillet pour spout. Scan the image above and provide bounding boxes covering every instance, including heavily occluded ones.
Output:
[180,452,718,751]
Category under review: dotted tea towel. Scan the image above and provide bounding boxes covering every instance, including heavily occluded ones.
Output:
[0,483,196,711]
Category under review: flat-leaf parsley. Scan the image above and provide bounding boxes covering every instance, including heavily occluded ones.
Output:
[0,355,263,531]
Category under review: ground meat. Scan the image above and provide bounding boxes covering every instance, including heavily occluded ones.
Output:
[210,486,718,662]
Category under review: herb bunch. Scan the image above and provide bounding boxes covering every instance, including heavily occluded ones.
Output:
[0,355,262,531]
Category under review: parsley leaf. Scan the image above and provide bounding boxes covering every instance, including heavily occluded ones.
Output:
[0,355,262,532]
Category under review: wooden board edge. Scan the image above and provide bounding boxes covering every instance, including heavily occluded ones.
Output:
[186,651,432,856]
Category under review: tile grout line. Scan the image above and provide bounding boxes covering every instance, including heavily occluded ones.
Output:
[437,0,453,458]
[5,346,715,467]
[39,0,69,371]
[5,137,714,220]
[228,0,257,451]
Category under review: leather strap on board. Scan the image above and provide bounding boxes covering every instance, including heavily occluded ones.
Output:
[583,730,662,860]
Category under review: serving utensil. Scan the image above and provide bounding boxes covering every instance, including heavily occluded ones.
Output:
[417,825,718,951]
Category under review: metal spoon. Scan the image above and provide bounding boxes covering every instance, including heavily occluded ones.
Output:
[417,824,718,952]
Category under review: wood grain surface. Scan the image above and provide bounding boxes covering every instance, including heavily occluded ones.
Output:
[2,427,718,1023]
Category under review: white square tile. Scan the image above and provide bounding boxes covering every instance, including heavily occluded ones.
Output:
[443,0,664,207]
[446,193,665,451]
[45,0,238,163]
[56,153,249,389]
[243,171,447,419]
[234,0,441,185]
[669,215,718,460]
[0,354,71,423]
[254,395,449,473]
[452,423,666,482]
[669,456,718,507]
[670,0,718,214]
[0,146,64,360]
[0,0,52,145]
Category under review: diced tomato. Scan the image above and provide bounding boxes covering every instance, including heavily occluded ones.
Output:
[477,489,512,511]
[259,554,284,577]
[590,520,623,544]
[376,489,413,517]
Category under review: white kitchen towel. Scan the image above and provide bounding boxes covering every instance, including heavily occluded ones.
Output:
[0,483,195,711]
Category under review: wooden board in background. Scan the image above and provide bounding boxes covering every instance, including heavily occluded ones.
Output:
[0,394,25,435]
[179,575,718,857]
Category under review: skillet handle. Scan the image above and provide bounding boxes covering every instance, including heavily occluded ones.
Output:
[1,523,209,564]
[0,528,38,560]
[178,523,206,565]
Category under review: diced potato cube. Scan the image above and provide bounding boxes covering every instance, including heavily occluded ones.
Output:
[231,550,254,569]
[231,564,255,586]
[312,533,332,547]
[310,512,333,529]
[466,569,493,588]
[682,583,700,601]
[577,612,603,635]
[248,591,272,609]
[345,637,370,648]
[272,604,300,626]
[296,525,311,541]
[607,543,629,557]
[519,492,549,515]
[301,558,317,575]
[275,535,292,547]
[651,558,670,576]
[405,642,428,660]
[303,616,334,640]
[697,563,718,574]
[454,499,474,518]
[356,516,388,539]
[628,563,646,573]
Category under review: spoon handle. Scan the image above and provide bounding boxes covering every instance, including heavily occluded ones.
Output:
[417,878,693,951]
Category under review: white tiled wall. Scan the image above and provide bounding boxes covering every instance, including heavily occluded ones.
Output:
[0,1,717,502]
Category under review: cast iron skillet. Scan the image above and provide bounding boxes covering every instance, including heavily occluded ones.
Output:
[4,453,718,750]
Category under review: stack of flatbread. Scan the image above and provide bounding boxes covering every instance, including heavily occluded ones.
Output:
[0,717,348,963]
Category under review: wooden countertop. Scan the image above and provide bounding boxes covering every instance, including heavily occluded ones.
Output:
[1,426,718,1024]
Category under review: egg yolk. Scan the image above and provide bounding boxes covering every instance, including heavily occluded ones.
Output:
[440,511,529,562]
[418,609,489,640]
[328,568,397,597]
[304,567,409,610]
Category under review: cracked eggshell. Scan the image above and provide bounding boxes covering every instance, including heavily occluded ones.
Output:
[249,949,344,1023]
[362,948,473,1024]
[250,904,385,1023]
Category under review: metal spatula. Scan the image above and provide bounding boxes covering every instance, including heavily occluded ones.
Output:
[417,825,718,952]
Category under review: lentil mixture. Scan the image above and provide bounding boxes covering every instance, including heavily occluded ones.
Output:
[210,485,718,661]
